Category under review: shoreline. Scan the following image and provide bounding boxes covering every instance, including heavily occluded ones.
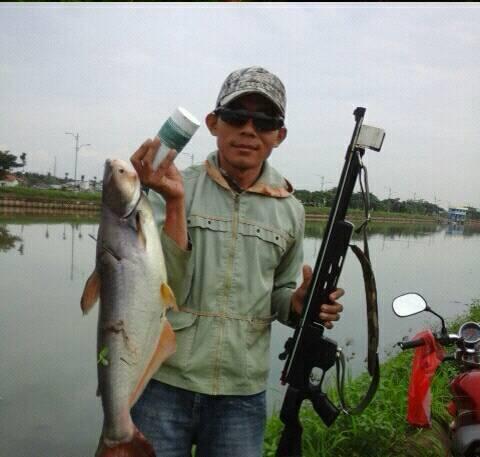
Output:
[1,196,479,226]
[0,195,100,213]
[307,213,480,226]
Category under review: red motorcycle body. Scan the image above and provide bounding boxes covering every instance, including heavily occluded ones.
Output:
[448,370,480,456]
[449,370,480,424]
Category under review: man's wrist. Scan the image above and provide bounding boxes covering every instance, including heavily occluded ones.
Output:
[165,196,185,211]
[164,197,188,250]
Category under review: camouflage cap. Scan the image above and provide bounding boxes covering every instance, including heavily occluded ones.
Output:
[216,66,286,117]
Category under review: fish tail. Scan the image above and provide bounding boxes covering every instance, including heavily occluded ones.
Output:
[95,429,155,457]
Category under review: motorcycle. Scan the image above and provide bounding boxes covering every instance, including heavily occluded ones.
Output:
[392,293,480,457]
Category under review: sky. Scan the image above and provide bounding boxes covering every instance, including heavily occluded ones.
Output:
[1,3,479,209]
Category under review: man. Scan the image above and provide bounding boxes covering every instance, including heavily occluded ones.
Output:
[130,67,344,457]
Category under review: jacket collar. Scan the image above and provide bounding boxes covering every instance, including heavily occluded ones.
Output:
[204,151,293,198]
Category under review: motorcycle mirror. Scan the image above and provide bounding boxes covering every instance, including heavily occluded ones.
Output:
[392,293,427,317]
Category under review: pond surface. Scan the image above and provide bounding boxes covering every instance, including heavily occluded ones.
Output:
[1,214,479,456]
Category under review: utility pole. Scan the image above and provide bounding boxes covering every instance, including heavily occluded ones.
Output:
[433,194,442,220]
[384,186,392,212]
[65,132,90,185]
[316,175,332,192]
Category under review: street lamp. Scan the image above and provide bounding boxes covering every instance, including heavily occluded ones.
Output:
[65,132,91,186]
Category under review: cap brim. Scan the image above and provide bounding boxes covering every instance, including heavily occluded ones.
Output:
[218,89,284,117]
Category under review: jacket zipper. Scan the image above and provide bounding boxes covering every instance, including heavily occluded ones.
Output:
[213,192,240,394]
[223,192,240,300]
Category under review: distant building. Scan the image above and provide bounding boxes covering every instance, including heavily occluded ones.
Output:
[79,181,90,191]
[32,183,50,190]
[0,174,19,187]
[448,207,468,224]
[91,181,102,192]
[61,182,77,190]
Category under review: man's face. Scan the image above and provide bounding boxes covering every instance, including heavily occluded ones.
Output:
[206,93,287,174]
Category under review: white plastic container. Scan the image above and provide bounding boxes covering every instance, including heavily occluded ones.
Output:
[152,107,200,170]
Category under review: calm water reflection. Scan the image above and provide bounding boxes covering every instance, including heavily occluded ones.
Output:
[1,215,479,456]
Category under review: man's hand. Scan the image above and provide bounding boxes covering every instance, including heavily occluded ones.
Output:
[291,265,344,329]
[131,137,188,250]
[130,137,184,201]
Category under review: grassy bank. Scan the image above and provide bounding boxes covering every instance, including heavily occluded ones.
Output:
[0,186,101,203]
[0,187,441,222]
[305,205,442,223]
[264,300,480,457]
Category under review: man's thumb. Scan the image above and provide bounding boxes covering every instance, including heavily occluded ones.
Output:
[301,265,313,289]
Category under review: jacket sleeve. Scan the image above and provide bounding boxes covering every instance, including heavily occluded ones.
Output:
[148,190,194,306]
[271,208,305,327]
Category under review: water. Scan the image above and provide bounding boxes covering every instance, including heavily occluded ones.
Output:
[1,214,479,456]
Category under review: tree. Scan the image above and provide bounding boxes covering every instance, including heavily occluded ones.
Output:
[0,150,22,179]
[20,152,27,173]
[466,206,480,221]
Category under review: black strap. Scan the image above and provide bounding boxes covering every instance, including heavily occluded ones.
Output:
[335,154,380,414]
[335,242,380,415]
[352,151,379,375]
[350,243,379,375]
[336,350,380,415]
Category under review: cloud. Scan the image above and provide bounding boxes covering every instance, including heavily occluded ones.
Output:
[1,4,479,206]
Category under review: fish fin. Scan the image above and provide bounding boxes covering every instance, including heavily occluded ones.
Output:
[81,270,101,315]
[95,428,155,457]
[128,320,176,408]
[136,212,147,249]
[160,282,178,311]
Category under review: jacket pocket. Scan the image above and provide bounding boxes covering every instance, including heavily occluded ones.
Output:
[245,317,274,384]
[165,310,198,370]
[187,214,231,233]
[237,222,290,272]
[239,222,289,251]
[167,309,197,330]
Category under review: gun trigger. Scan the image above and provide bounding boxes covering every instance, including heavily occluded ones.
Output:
[279,337,294,360]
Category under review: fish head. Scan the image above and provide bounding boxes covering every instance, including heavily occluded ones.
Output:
[102,159,141,217]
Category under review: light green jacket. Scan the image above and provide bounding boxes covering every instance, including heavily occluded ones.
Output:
[150,151,305,395]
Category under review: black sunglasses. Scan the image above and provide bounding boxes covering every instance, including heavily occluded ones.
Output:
[214,107,284,132]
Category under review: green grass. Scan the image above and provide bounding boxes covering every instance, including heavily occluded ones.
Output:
[264,300,480,457]
[304,205,441,222]
[0,188,440,220]
[0,185,101,203]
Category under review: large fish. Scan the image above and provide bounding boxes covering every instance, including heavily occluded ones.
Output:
[81,159,177,457]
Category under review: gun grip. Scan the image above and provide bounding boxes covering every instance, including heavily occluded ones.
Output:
[310,390,340,427]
